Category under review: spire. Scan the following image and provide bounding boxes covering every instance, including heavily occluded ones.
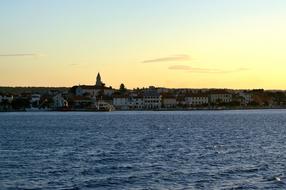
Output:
[97,72,101,81]
[96,72,104,87]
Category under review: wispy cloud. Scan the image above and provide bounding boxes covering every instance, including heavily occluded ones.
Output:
[143,54,190,63]
[69,63,80,66]
[0,53,46,58]
[169,65,249,74]
[68,63,91,69]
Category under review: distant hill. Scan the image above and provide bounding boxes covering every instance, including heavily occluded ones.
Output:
[0,87,70,94]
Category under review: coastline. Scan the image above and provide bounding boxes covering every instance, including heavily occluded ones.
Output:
[2,106,286,113]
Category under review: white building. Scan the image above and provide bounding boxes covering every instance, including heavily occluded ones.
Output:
[210,90,232,104]
[113,95,129,110]
[185,94,209,106]
[143,90,162,109]
[113,95,144,110]
[74,73,114,97]
[129,96,144,110]
[53,94,68,108]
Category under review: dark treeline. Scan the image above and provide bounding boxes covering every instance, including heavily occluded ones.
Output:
[0,87,69,94]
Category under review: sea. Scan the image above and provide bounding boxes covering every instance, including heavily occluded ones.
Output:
[1,110,286,190]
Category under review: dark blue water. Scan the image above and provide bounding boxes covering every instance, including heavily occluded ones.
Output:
[1,110,286,189]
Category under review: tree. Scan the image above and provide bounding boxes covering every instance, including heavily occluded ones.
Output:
[11,98,30,110]
[119,83,127,94]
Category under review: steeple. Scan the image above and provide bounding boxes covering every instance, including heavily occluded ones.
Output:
[96,72,104,87]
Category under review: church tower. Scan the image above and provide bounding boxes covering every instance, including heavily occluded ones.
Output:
[96,72,104,87]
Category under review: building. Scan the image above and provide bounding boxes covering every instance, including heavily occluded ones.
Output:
[53,94,68,109]
[96,72,105,87]
[31,94,41,106]
[2,94,14,103]
[96,99,114,111]
[129,95,144,110]
[73,96,93,109]
[238,91,253,105]
[176,95,187,107]
[113,95,129,110]
[143,90,161,109]
[74,73,114,97]
[75,85,114,97]
[113,94,145,110]
[162,94,177,108]
[210,90,232,104]
[185,93,209,106]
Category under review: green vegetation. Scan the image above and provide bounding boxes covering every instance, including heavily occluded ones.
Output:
[0,87,69,94]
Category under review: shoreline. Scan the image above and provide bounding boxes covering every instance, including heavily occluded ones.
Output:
[2,106,286,113]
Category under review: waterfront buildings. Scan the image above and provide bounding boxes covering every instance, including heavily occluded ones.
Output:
[143,88,162,110]
[161,94,177,109]
[129,95,144,110]
[185,93,209,106]
[209,90,232,104]
[2,73,286,111]
[113,95,129,110]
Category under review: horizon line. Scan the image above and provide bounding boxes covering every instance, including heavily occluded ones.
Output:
[0,85,285,91]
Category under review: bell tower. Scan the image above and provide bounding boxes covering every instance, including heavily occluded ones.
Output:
[96,72,103,87]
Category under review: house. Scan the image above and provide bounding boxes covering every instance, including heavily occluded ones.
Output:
[143,89,162,109]
[2,94,14,103]
[210,90,232,104]
[129,95,144,110]
[113,95,129,110]
[96,99,114,111]
[238,91,252,105]
[162,94,177,108]
[53,94,68,109]
[176,95,187,107]
[31,94,41,106]
[185,93,209,106]
[73,96,93,109]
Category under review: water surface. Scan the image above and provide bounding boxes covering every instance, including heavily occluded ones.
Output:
[1,110,286,189]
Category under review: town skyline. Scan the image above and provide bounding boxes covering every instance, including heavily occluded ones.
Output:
[1,72,285,112]
[1,1,286,89]
[1,70,286,91]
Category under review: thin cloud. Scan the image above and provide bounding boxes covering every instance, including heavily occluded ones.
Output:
[68,63,91,69]
[169,65,249,74]
[143,54,190,63]
[168,65,192,70]
[69,63,80,66]
[0,53,46,57]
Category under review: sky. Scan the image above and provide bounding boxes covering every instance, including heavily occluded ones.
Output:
[1,0,286,89]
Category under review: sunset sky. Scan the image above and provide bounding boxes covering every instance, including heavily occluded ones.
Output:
[1,0,286,89]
